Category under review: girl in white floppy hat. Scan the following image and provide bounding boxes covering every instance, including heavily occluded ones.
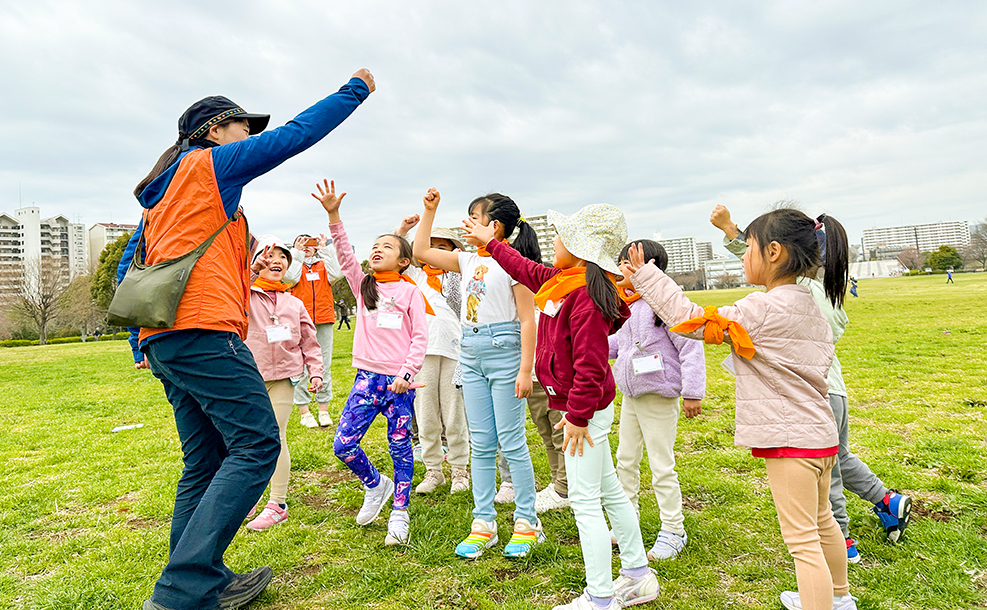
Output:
[462,203,658,610]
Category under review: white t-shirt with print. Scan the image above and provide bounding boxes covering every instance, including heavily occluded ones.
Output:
[458,252,519,326]
[404,266,461,361]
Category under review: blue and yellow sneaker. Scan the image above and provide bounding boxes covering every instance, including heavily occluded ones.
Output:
[455,518,498,558]
[872,490,912,543]
[503,518,545,558]
[846,538,861,564]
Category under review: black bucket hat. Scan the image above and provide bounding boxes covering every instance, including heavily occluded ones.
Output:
[177,96,270,149]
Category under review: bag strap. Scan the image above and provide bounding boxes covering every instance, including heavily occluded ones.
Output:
[132,209,242,270]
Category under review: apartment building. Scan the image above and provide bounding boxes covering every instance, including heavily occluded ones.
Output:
[89,222,138,267]
[0,207,86,294]
[861,221,970,260]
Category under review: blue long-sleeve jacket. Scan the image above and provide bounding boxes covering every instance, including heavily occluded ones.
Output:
[120,77,371,359]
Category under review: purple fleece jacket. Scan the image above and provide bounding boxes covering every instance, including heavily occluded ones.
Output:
[608,299,706,400]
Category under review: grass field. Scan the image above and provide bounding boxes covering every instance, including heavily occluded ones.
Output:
[1,273,986,610]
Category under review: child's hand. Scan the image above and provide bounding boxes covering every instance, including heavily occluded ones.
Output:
[135,356,150,370]
[554,416,595,457]
[514,373,532,399]
[682,398,702,418]
[710,205,741,240]
[622,242,652,276]
[352,68,376,93]
[423,188,441,212]
[251,244,275,273]
[318,234,328,248]
[399,214,421,235]
[462,215,496,245]
[312,179,346,217]
[294,236,308,250]
[309,377,324,393]
[388,378,411,394]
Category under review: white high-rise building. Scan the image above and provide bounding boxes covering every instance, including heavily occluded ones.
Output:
[653,234,700,274]
[523,214,556,262]
[0,207,87,295]
[861,221,970,259]
[89,222,139,269]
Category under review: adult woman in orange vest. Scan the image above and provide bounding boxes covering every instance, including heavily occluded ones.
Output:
[285,233,343,427]
[129,69,374,610]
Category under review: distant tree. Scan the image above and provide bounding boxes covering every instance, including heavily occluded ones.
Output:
[91,232,131,309]
[671,270,703,291]
[964,218,987,270]
[897,247,923,271]
[329,259,370,311]
[716,272,742,289]
[59,274,105,339]
[925,245,963,271]
[8,256,70,345]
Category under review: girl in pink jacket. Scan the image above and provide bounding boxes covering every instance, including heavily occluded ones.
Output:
[625,209,854,610]
[244,237,324,531]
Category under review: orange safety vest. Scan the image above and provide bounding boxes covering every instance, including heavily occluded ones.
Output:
[138,148,251,343]
[289,259,336,324]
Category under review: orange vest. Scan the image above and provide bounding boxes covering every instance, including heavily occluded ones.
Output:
[290,259,336,324]
[138,148,251,342]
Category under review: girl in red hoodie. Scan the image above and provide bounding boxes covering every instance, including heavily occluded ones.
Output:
[462,204,658,610]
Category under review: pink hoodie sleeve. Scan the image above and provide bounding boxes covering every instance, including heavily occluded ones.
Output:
[297,303,324,380]
[329,221,366,299]
[398,284,428,381]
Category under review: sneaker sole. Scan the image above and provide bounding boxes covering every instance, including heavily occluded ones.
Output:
[246,516,287,532]
[848,553,862,564]
[622,591,659,607]
[384,533,409,546]
[356,479,394,526]
[455,534,499,559]
[218,567,273,610]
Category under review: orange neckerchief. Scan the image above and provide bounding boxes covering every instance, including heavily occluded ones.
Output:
[533,267,587,313]
[619,287,642,306]
[669,305,756,359]
[374,271,436,315]
[253,277,289,292]
[477,238,508,257]
[422,264,446,293]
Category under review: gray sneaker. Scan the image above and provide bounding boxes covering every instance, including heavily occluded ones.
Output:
[385,510,410,546]
[218,566,273,609]
[415,469,445,494]
[356,475,394,525]
[613,567,659,607]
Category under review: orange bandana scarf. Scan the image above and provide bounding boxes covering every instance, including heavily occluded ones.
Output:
[533,267,587,313]
[374,271,436,315]
[252,278,289,292]
[476,239,508,257]
[619,287,642,306]
[422,264,446,293]
[669,305,756,359]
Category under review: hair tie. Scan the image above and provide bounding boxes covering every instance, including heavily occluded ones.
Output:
[814,220,823,231]
[517,216,527,227]
[179,138,190,152]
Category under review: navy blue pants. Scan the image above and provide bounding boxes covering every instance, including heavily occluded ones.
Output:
[145,330,280,610]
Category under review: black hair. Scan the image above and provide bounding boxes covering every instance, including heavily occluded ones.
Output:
[134,117,247,199]
[585,262,622,322]
[619,240,669,327]
[468,193,542,264]
[361,234,414,311]
[744,209,849,308]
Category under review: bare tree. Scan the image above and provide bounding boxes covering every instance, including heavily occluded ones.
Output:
[716,272,742,289]
[8,256,70,345]
[60,274,105,340]
[897,247,923,271]
[965,219,987,270]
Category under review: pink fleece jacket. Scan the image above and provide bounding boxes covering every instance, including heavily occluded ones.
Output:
[245,288,323,382]
[330,221,427,381]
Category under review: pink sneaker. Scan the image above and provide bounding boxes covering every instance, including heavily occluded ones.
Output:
[246,502,288,531]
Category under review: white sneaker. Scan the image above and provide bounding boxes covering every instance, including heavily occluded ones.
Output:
[552,590,619,610]
[780,592,858,610]
[356,475,394,525]
[613,567,659,607]
[384,510,410,546]
[494,482,515,504]
[647,530,687,561]
[415,470,445,494]
[317,410,333,427]
[535,487,570,512]
[450,468,470,493]
[299,411,318,428]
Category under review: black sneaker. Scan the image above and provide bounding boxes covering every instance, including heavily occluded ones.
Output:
[218,566,273,610]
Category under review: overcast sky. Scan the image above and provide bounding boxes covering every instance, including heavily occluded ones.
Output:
[2,1,985,260]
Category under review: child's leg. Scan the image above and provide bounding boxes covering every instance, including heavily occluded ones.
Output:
[461,351,499,521]
[831,393,888,504]
[385,385,416,509]
[817,459,849,598]
[293,365,314,414]
[567,404,648,598]
[528,382,567,495]
[333,371,383,487]
[765,456,846,610]
[828,394,852,538]
[438,356,470,469]
[314,323,334,410]
[615,395,646,510]
[266,379,295,505]
[416,355,445,472]
[490,373,536,524]
[638,395,686,536]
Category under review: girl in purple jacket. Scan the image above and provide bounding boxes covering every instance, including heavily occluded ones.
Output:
[611,240,706,561]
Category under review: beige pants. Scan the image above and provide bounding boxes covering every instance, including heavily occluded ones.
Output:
[415,355,469,469]
[615,393,684,535]
[266,379,295,504]
[765,456,849,610]
[528,381,567,495]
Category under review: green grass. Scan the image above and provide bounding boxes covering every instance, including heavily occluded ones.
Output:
[1,273,986,609]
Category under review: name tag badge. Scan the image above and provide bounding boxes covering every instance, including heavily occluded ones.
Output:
[721,354,737,376]
[306,272,320,281]
[266,324,292,343]
[632,353,664,375]
[545,385,557,396]
[377,311,404,330]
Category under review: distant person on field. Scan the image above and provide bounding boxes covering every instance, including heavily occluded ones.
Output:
[946,269,954,284]
[285,232,343,429]
[849,277,857,298]
[336,298,351,330]
[243,237,324,532]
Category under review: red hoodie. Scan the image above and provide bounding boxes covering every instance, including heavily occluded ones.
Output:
[487,239,629,427]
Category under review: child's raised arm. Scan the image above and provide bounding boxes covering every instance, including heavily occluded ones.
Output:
[413,188,460,273]
[315,179,366,298]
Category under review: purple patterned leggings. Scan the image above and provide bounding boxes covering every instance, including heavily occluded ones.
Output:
[333,369,416,510]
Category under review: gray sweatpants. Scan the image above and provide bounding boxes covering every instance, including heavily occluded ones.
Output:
[829,393,889,537]
[293,322,334,406]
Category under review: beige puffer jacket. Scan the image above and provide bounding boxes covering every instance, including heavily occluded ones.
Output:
[631,265,837,450]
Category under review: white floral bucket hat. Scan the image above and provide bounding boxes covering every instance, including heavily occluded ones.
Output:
[252,234,292,265]
[547,204,627,275]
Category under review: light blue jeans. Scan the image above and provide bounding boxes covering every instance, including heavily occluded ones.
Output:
[460,321,537,523]
[566,404,649,597]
